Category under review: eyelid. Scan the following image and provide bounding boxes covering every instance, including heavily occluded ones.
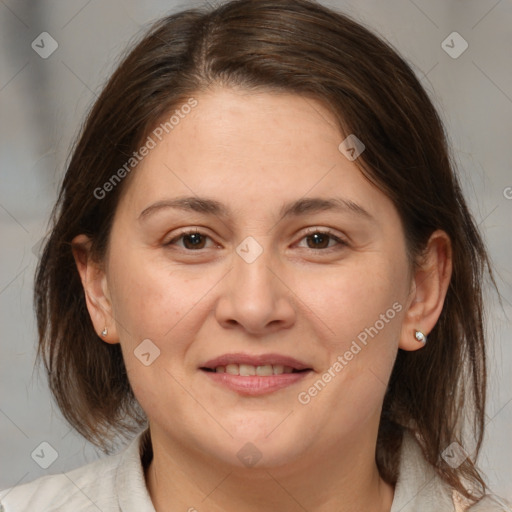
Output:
[295,226,348,251]
[164,228,217,248]
[165,226,348,252]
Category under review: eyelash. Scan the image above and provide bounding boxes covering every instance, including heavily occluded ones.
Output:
[164,227,348,253]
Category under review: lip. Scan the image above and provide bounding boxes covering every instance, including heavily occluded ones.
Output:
[199,353,313,396]
[202,371,312,395]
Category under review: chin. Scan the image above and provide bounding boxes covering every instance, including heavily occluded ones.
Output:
[213,420,312,470]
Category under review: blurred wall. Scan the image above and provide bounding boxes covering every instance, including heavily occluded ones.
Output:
[1,0,510,500]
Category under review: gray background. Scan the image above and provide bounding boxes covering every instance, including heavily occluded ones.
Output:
[1,0,511,501]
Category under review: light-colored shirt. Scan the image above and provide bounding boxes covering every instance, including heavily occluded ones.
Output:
[0,429,510,511]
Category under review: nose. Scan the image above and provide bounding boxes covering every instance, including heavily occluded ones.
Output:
[215,241,296,336]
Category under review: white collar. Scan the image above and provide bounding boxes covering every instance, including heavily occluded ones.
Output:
[114,428,510,512]
[115,429,155,511]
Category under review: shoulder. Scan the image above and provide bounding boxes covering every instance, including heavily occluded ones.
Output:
[457,492,512,512]
[392,430,512,512]
[0,430,153,512]
[0,449,122,512]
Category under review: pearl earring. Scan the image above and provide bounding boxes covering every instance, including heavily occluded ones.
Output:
[101,327,108,337]
[415,330,427,344]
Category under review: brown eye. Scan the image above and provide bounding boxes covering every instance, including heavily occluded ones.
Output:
[182,232,207,249]
[305,232,331,249]
[297,230,347,251]
[166,230,213,250]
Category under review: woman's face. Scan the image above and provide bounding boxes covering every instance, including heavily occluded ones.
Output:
[101,87,414,468]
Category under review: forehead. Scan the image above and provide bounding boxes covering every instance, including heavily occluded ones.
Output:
[118,88,395,222]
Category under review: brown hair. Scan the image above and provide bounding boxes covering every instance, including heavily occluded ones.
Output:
[35,0,495,501]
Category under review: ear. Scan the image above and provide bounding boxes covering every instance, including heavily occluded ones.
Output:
[71,234,119,344]
[399,229,452,351]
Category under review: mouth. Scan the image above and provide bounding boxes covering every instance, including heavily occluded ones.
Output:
[200,364,309,376]
[199,353,313,395]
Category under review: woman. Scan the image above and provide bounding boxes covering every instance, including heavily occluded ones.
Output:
[1,0,509,510]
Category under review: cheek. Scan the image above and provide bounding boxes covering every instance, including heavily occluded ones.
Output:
[291,253,406,413]
[108,264,171,343]
[296,280,402,439]
[106,245,228,372]
[299,255,407,348]
[105,248,213,413]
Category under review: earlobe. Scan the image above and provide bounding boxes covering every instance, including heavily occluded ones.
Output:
[71,234,119,344]
[399,230,452,352]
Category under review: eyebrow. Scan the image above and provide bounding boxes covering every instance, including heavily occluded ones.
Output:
[138,195,374,222]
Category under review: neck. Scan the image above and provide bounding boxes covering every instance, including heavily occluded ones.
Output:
[145,425,395,512]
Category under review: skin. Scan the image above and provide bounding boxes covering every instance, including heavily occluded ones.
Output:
[73,87,452,512]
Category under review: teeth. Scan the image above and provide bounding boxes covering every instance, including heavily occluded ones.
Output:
[273,365,284,375]
[256,365,273,376]
[239,364,256,376]
[213,364,299,376]
[225,364,239,375]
